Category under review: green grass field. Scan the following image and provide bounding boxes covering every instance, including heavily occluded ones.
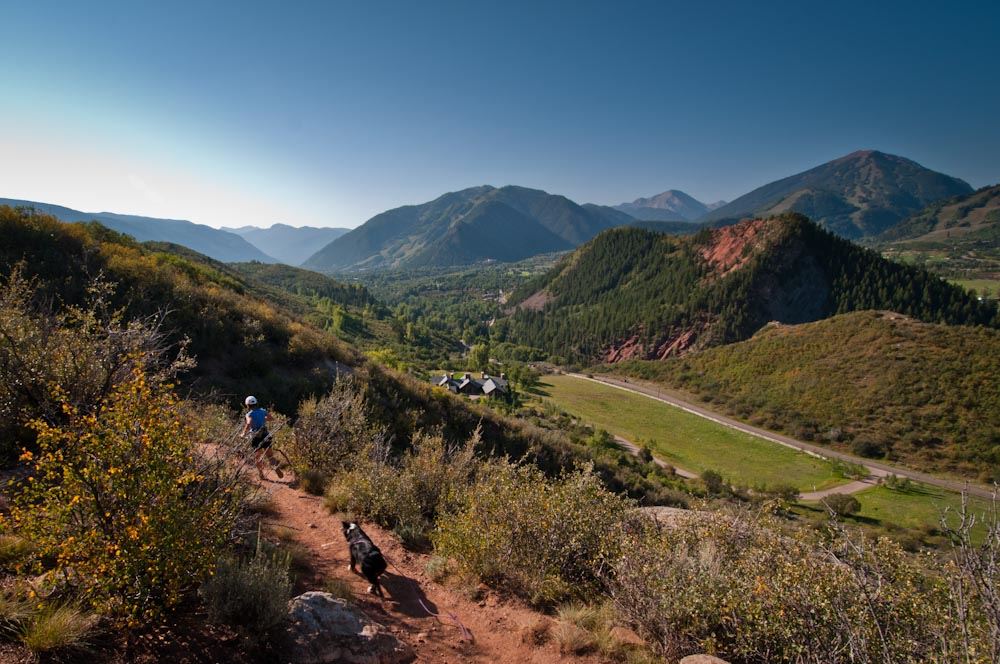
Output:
[949,278,1000,297]
[539,374,843,490]
[853,483,991,535]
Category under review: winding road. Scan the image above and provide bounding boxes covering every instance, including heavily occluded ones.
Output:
[567,373,994,501]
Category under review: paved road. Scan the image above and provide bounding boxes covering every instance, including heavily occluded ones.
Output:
[568,373,995,501]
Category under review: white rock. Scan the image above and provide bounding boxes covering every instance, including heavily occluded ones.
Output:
[286,591,415,664]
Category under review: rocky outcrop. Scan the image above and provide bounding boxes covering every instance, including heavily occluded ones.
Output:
[679,655,731,664]
[286,592,415,664]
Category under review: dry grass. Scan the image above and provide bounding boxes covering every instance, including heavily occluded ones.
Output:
[553,621,597,655]
[425,555,450,583]
[521,617,551,646]
[20,605,97,655]
[0,535,33,569]
[323,577,354,603]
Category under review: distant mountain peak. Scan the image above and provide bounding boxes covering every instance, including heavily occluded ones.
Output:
[614,189,708,222]
[701,149,972,238]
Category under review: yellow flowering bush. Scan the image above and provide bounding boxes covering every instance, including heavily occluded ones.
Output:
[6,368,245,623]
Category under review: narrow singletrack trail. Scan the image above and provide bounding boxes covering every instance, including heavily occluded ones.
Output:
[255,471,604,663]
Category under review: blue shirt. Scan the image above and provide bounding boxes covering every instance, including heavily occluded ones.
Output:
[247,408,267,432]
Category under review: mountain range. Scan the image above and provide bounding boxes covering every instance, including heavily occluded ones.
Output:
[613,189,723,222]
[302,185,632,272]
[225,223,350,265]
[701,150,973,238]
[0,198,277,263]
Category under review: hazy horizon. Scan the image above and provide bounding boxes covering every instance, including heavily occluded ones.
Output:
[2,0,998,230]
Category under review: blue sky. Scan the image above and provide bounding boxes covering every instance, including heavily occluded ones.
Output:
[2,0,998,228]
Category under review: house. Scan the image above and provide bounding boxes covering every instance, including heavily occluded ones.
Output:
[457,372,483,395]
[433,371,510,398]
[482,373,509,397]
[435,374,459,393]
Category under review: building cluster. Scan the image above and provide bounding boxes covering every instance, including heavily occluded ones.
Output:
[434,371,509,398]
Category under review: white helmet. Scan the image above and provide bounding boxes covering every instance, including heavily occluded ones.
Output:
[245,396,257,406]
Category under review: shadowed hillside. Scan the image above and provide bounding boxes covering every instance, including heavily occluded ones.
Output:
[302,185,629,271]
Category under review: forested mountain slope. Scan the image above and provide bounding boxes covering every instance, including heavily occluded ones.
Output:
[302,185,629,271]
[604,311,1000,481]
[500,213,997,363]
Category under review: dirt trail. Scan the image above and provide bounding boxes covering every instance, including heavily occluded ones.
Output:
[257,471,599,664]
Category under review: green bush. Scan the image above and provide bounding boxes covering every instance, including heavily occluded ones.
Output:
[299,469,328,496]
[609,511,957,663]
[823,493,862,517]
[200,547,292,640]
[286,377,383,478]
[434,461,633,606]
[326,429,478,544]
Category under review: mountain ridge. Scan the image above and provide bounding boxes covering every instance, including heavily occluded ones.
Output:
[303,185,630,271]
[700,150,973,238]
[225,222,351,265]
[0,197,277,263]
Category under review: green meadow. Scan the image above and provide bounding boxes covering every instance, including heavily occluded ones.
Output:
[539,374,843,491]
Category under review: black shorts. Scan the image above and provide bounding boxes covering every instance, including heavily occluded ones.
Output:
[250,428,271,450]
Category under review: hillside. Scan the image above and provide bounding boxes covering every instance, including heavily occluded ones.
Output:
[614,189,711,221]
[227,223,350,265]
[876,184,1000,289]
[700,150,973,238]
[0,205,679,503]
[0,207,357,414]
[0,197,277,263]
[500,213,998,362]
[302,185,629,271]
[603,311,1000,481]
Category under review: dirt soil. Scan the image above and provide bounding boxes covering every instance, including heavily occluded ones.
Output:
[255,470,603,664]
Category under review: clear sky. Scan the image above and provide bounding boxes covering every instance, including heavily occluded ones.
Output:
[2,0,998,228]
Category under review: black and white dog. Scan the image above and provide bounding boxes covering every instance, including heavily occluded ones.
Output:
[342,521,388,597]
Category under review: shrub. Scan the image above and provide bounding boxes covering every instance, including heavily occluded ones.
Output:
[200,547,291,640]
[299,469,328,496]
[0,268,191,461]
[425,555,450,582]
[286,377,384,478]
[852,437,886,458]
[7,369,247,622]
[328,429,479,544]
[434,461,633,606]
[823,493,862,517]
[700,469,726,496]
[608,511,954,663]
